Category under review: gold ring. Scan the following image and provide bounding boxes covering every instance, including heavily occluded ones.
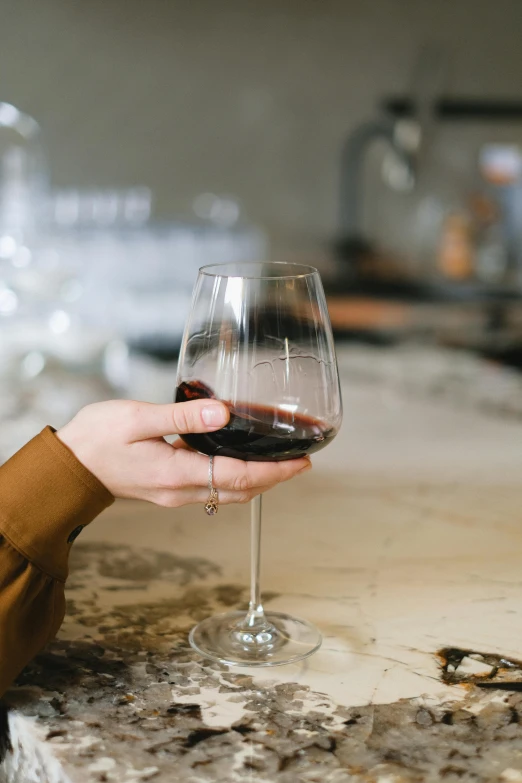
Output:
[205,456,219,516]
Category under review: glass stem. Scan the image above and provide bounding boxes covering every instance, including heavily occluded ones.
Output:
[245,494,266,627]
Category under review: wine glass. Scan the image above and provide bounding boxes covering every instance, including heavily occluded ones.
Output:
[175,262,342,666]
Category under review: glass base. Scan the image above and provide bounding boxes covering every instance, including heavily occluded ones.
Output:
[188,610,322,667]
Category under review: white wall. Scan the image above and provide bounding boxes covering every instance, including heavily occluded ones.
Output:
[2,0,522,255]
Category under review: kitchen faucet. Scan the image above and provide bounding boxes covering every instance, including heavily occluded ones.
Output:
[338,116,418,258]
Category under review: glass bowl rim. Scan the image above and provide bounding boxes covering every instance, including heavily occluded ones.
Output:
[199,261,319,280]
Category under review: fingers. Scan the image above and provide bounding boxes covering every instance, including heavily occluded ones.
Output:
[172,449,311,491]
[157,485,275,508]
[171,438,192,451]
[126,399,230,441]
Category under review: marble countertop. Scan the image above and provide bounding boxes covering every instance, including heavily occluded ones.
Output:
[5,346,522,782]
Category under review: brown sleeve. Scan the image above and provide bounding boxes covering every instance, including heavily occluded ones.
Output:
[0,426,114,696]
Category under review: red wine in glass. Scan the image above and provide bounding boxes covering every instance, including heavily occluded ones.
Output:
[176,380,336,461]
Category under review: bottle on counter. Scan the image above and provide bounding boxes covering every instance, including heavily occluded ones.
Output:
[478,144,522,287]
[470,192,508,285]
[437,211,474,280]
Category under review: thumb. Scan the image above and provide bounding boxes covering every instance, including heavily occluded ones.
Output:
[129,399,230,441]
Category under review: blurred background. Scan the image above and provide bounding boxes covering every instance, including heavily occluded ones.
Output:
[2,0,522,461]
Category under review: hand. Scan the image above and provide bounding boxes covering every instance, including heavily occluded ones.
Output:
[57,399,311,507]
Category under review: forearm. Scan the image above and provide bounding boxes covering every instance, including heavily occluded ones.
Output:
[0,540,65,696]
[0,428,113,696]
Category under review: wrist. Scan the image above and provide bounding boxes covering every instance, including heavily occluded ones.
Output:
[57,420,100,487]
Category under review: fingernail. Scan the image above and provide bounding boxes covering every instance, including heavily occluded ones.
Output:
[202,403,228,427]
[298,460,312,473]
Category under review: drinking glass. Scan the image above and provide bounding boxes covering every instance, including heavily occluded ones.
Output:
[175,262,342,665]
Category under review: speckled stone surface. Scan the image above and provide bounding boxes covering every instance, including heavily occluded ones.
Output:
[4,347,522,782]
[8,540,522,783]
